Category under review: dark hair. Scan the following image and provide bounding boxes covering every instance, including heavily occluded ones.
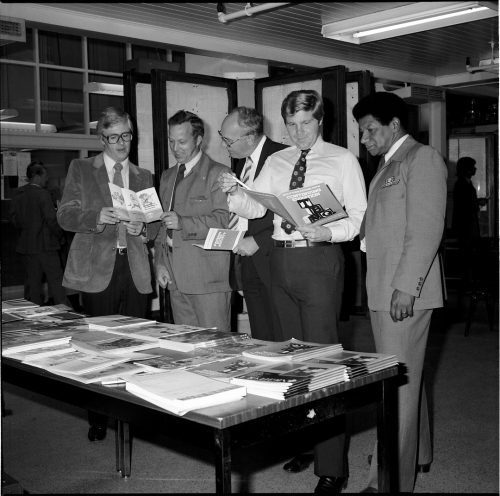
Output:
[456,156,476,176]
[96,107,134,135]
[168,110,204,139]
[232,107,263,136]
[281,89,324,123]
[26,161,46,179]
[352,92,409,130]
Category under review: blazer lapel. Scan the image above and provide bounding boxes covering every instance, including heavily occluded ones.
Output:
[255,138,272,178]
[92,154,113,206]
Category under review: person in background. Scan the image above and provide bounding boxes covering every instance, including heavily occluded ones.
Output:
[452,156,484,293]
[219,106,287,340]
[154,110,231,331]
[10,160,66,306]
[353,92,447,493]
[57,107,154,441]
[219,89,367,494]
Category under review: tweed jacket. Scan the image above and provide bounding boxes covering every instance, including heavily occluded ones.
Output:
[10,183,63,254]
[154,152,231,294]
[363,135,447,310]
[57,153,153,294]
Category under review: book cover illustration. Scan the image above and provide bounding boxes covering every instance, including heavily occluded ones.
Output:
[244,182,347,227]
[109,183,163,223]
[193,228,246,251]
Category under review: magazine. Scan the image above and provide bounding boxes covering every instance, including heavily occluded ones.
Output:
[244,182,347,227]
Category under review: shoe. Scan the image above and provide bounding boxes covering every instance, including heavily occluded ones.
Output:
[283,453,314,473]
[314,476,348,494]
[360,487,377,493]
[88,425,107,441]
[367,455,430,473]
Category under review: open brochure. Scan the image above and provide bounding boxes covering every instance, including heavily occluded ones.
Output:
[244,182,347,227]
[109,183,163,223]
[193,228,246,250]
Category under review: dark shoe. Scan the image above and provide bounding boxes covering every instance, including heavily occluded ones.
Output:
[88,425,106,441]
[360,487,377,493]
[283,453,314,473]
[314,476,348,494]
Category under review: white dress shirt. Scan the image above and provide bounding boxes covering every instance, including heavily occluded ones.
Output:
[228,135,367,242]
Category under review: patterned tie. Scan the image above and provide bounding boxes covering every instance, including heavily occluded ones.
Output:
[228,157,253,230]
[113,162,127,248]
[167,163,185,238]
[281,149,310,234]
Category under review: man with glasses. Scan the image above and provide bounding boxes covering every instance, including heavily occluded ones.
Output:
[219,90,367,494]
[58,106,154,441]
[219,107,287,340]
[154,110,231,332]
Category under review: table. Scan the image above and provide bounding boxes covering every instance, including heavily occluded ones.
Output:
[3,359,399,493]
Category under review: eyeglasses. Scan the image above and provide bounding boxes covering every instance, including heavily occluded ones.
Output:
[218,130,250,147]
[102,132,133,144]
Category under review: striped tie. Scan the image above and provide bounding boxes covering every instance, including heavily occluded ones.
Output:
[228,157,253,230]
[113,163,127,247]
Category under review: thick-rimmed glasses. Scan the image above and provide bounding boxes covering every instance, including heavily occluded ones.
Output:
[102,132,133,144]
[218,130,250,147]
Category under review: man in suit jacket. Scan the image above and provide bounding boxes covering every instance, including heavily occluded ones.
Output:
[10,161,66,305]
[58,107,154,441]
[219,107,288,341]
[155,110,231,331]
[353,92,447,492]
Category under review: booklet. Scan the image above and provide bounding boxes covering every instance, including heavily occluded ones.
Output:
[109,183,163,223]
[83,315,154,331]
[244,182,347,227]
[193,228,246,251]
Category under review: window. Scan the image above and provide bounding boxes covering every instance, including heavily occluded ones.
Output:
[0,64,35,124]
[39,30,82,67]
[88,37,125,73]
[0,27,34,61]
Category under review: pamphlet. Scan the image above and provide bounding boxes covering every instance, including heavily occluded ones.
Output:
[193,228,246,250]
[109,183,163,223]
[244,182,347,227]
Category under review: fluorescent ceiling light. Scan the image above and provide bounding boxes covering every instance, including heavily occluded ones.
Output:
[322,2,496,44]
[85,82,123,96]
[0,122,57,133]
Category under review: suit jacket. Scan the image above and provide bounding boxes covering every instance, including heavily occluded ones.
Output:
[154,152,231,294]
[234,137,288,279]
[364,136,447,311]
[57,153,153,294]
[10,183,63,254]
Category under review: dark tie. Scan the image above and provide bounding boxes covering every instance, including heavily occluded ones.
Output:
[113,162,127,247]
[281,149,310,234]
[167,163,185,238]
[228,157,253,230]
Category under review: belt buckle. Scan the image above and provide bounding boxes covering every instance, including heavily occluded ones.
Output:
[117,247,127,255]
[284,240,295,248]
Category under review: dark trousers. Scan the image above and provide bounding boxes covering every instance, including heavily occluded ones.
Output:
[82,253,148,430]
[22,251,66,305]
[241,254,282,342]
[271,244,347,477]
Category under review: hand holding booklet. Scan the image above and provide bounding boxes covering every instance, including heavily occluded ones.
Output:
[109,183,163,223]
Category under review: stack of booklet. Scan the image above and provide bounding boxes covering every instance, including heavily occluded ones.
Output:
[156,329,251,352]
[302,350,398,379]
[241,338,343,362]
[83,315,153,331]
[229,361,349,400]
[70,330,158,355]
[125,369,247,416]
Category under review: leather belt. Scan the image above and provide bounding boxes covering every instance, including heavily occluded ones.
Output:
[116,247,128,255]
[274,240,331,248]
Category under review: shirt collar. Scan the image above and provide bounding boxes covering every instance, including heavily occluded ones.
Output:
[104,153,129,172]
[184,149,202,174]
[249,135,266,165]
[384,134,409,163]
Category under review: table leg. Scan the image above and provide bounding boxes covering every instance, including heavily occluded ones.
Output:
[377,377,398,493]
[214,429,231,494]
[116,419,132,478]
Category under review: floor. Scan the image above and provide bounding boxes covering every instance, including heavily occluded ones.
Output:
[1,292,499,494]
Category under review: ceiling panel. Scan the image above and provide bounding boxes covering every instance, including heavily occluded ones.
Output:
[39,2,498,80]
